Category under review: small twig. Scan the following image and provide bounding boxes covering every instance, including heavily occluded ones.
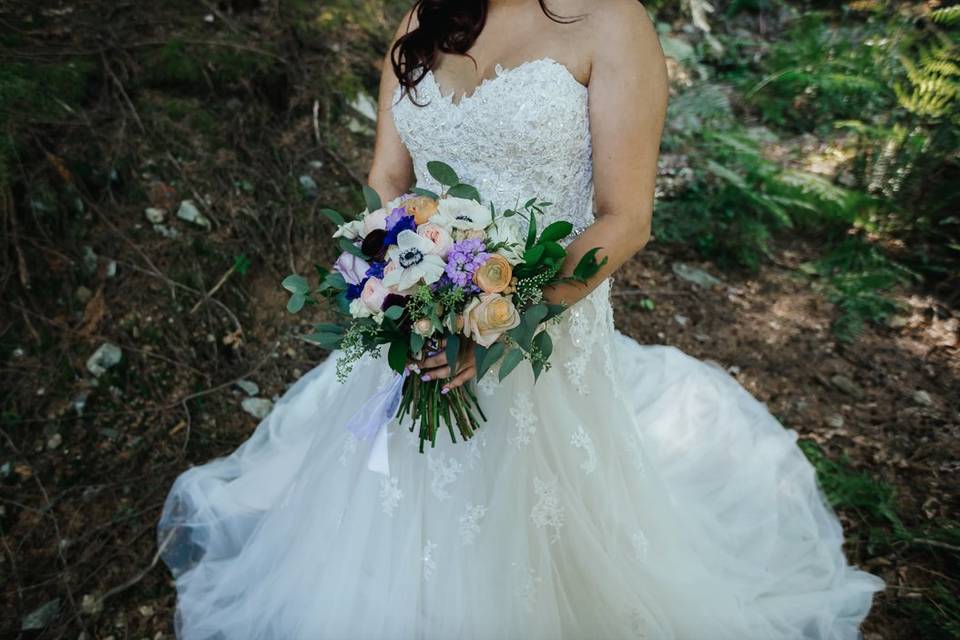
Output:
[909,537,960,553]
[177,341,280,452]
[189,263,238,314]
[95,526,177,606]
[100,52,146,134]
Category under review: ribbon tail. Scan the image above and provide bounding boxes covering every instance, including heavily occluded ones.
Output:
[342,371,406,476]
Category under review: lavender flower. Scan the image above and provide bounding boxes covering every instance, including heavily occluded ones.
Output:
[384,207,417,246]
[444,238,489,290]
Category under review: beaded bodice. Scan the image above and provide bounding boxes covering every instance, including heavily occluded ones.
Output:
[390,57,595,236]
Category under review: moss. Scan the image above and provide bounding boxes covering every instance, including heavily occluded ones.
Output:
[141,39,205,90]
[0,59,97,115]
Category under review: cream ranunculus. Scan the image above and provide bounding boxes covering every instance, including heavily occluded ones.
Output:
[462,293,521,347]
[474,254,513,294]
[416,222,453,257]
[433,196,493,231]
[412,317,434,337]
[359,277,389,313]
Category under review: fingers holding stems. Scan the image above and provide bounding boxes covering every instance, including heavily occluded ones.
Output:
[407,337,476,393]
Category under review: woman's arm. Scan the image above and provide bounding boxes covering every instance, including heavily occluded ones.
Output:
[544,2,668,307]
[367,10,419,203]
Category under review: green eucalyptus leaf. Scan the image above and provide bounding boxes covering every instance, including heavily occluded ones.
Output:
[384,305,404,321]
[533,329,553,361]
[303,331,342,349]
[319,208,345,226]
[475,341,505,381]
[287,292,306,313]
[320,271,348,291]
[444,333,460,379]
[411,186,440,199]
[498,348,524,382]
[338,237,366,259]
[362,185,382,213]
[410,332,425,354]
[543,303,567,321]
[447,183,481,202]
[282,274,309,295]
[427,161,459,187]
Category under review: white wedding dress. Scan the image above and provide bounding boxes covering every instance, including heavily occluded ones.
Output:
[158,58,885,639]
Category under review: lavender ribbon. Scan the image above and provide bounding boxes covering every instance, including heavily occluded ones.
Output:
[344,370,407,476]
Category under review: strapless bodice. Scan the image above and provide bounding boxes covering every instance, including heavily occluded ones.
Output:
[390,57,595,235]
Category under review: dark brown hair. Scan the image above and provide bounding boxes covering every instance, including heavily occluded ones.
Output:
[390,1,580,100]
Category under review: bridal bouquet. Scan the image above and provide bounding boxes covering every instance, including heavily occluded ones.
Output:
[283,161,604,455]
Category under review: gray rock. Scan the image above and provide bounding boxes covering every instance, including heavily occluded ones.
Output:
[235,379,260,397]
[81,594,103,616]
[912,390,933,406]
[46,433,62,450]
[349,92,378,122]
[830,374,864,398]
[671,262,723,288]
[298,175,319,198]
[82,246,98,274]
[826,414,845,428]
[105,260,117,278]
[86,343,122,377]
[75,286,93,304]
[241,398,273,419]
[145,207,166,224]
[153,224,179,239]
[176,200,211,229]
[673,314,689,327]
[22,598,60,630]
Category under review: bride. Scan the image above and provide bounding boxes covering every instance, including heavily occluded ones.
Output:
[157,1,885,638]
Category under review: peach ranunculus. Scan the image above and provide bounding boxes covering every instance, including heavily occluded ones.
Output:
[462,293,521,347]
[403,195,439,225]
[416,222,453,257]
[474,254,513,294]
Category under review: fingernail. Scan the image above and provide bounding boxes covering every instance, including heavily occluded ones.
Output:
[441,387,449,395]
[421,374,430,381]
[407,364,419,372]
[427,350,438,356]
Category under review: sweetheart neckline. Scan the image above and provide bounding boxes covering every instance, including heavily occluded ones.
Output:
[420,57,588,108]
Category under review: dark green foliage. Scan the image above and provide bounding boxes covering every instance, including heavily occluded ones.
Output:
[803,237,916,341]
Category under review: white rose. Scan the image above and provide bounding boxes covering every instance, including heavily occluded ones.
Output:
[361,207,388,235]
[488,216,525,265]
[349,297,372,319]
[433,197,492,231]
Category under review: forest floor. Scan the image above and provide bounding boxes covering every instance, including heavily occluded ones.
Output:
[1,1,958,639]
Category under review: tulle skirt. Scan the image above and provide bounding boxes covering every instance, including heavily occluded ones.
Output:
[157,279,884,639]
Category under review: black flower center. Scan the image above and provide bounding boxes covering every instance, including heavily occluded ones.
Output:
[399,248,424,268]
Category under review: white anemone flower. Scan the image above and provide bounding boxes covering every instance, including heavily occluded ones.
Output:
[382,230,446,290]
[433,197,492,231]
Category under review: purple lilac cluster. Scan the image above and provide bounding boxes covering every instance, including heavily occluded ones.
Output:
[442,238,489,292]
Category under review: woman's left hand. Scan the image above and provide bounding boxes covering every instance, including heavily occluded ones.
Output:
[410,338,476,393]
